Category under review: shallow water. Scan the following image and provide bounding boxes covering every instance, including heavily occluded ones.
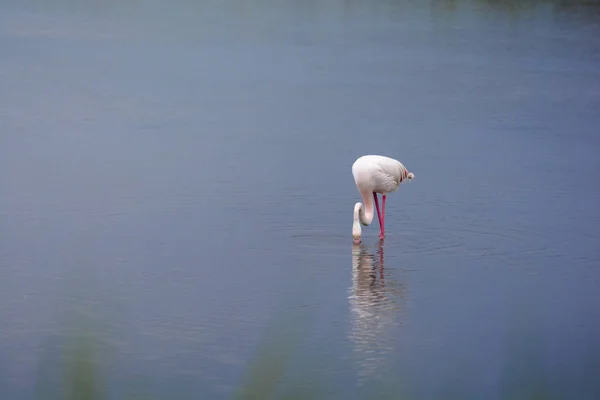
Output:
[1,0,600,399]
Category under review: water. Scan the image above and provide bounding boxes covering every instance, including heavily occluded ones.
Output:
[1,1,599,398]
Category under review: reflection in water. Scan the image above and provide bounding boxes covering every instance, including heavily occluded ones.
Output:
[348,243,406,383]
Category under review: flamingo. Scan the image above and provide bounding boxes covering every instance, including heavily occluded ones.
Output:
[352,155,414,244]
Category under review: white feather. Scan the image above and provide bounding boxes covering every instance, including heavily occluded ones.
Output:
[352,155,412,194]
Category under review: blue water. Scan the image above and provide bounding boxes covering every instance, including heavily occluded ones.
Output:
[1,1,599,399]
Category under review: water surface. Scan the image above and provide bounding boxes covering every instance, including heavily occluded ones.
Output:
[1,1,599,399]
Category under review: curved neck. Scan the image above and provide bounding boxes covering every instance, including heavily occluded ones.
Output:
[354,191,374,226]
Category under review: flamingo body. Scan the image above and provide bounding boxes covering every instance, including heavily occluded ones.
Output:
[352,155,414,243]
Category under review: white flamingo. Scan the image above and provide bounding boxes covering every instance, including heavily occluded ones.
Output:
[352,155,414,243]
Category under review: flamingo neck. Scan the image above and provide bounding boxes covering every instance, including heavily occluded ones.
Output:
[354,198,374,226]
[353,190,375,243]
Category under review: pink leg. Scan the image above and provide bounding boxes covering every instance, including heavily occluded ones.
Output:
[373,192,383,231]
[379,195,387,240]
[373,192,385,240]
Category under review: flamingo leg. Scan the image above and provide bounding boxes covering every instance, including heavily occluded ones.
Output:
[373,192,383,231]
[380,194,387,240]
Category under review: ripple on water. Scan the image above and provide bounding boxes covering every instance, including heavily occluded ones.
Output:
[287,228,353,257]
[370,222,551,261]
[284,222,550,262]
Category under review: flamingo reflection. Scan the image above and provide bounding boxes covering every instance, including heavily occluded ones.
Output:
[348,242,406,382]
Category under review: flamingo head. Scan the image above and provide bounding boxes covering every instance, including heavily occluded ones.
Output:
[352,220,362,244]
